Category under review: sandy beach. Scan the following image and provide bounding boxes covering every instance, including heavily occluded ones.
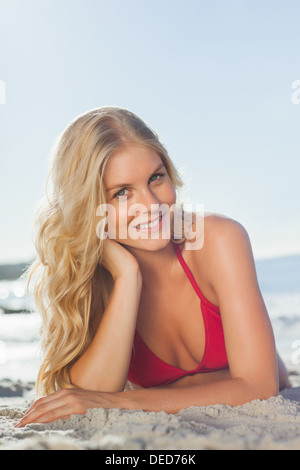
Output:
[1,367,300,451]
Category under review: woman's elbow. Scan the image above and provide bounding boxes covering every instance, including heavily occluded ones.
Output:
[258,383,279,401]
[69,368,85,390]
[249,379,279,402]
[69,369,126,393]
[236,376,278,405]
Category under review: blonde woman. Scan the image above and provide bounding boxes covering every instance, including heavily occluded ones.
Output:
[16,107,289,427]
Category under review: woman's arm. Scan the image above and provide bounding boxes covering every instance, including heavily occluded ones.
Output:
[204,215,278,399]
[70,239,142,392]
[13,374,270,428]
[14,369,276,427]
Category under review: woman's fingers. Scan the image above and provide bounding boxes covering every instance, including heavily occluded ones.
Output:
[15,404,75,427]
[21,391,63,419]
[16,404,72,426]
[15,389,82,427]
[14,388,106,427]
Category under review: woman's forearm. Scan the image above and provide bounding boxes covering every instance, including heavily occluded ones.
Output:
[15,375,278,427]
[70,269,142,392]
[120,376,278,414]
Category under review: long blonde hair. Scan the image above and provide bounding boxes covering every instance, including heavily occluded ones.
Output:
[27,107,184,395]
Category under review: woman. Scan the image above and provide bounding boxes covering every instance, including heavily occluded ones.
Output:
[16,107,289,427]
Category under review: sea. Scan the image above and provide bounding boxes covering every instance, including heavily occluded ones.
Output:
[0,255,300,383]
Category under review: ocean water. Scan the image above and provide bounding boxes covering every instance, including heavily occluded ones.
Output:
[0,278,40,382]
[256,255,300,368]
[0,255,300,382]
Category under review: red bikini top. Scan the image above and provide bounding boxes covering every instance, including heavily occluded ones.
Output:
[127,242,229,388]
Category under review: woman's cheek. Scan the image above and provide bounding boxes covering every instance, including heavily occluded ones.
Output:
[115,201,130,240]
[162,181,176,205]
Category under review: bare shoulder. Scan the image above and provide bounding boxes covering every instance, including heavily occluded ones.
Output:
[192,212,257,293]
[203,212,250,250]
[189,212,251,258]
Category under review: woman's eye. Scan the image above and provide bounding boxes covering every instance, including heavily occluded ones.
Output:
[113,188,129,198]
[112,173,164,198]
[149,173,164,183]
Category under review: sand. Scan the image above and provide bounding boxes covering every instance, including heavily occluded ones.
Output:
[1,371,300,450]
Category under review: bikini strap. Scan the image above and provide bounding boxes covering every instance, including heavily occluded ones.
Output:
[173,242,210,305]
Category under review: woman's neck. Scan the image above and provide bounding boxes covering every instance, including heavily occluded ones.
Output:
[126,241,178,287]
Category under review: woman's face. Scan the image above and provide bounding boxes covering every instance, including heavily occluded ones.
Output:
[102,144,176,251]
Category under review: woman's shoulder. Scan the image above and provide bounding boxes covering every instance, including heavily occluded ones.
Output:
[187,211,249,250]
[185,212,255,304]
[188,211,252,278]
[203,212,249,243]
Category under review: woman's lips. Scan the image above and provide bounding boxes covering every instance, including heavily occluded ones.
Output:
[135,214,163,232]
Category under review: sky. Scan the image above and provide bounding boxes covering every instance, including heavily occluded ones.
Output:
[0,0,299,263]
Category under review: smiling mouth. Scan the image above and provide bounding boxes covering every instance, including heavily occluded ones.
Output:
[135,214,163,230]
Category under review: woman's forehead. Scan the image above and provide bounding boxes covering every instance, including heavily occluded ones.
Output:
[103,145,163,186]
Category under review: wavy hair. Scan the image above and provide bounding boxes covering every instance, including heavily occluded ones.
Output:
[27,107,184,395]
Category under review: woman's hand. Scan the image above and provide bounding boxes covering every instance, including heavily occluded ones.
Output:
[14,388,127,427]
[101,238,141,281]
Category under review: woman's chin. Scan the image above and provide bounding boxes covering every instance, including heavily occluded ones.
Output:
[118,236,172,252]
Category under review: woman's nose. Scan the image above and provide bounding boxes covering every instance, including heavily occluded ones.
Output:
[130,188,160,219]
[138,187,160,212]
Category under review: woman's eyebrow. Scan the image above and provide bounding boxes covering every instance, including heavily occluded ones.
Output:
[105,162,165,192]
